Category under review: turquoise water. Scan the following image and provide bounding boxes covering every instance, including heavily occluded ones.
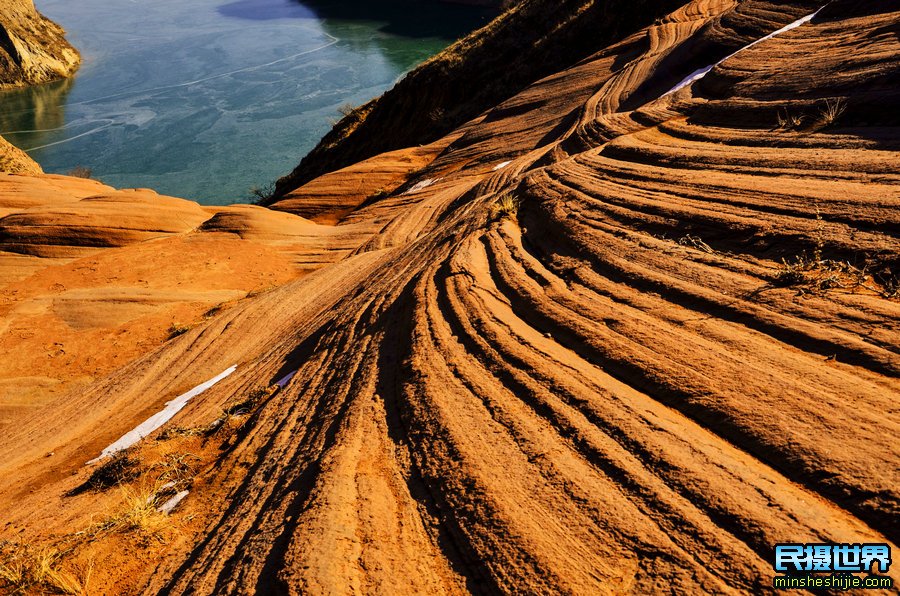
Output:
[0,0,495,203]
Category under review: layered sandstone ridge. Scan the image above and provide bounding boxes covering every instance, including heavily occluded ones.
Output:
[0,0,897,594]
[0,172,380,426]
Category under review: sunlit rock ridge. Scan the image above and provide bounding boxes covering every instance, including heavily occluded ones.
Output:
[0,0,79,89]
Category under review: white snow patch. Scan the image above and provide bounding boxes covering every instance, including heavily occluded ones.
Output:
[158,490,190,514]
[663,4,829,97]
[402,178,439,195]
[87,365,238,464]
[493,161,513,171]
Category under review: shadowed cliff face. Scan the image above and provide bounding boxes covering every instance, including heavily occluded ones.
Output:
[0,0,79,89]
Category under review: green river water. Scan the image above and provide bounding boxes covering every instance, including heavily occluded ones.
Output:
[0,0,495,203]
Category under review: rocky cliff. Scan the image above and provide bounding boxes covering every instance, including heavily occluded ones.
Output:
[0,0,79,89]
[0,133,39,174]
[0,0,80,174]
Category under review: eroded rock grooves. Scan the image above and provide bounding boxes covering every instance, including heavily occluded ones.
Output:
[0,0,898,594]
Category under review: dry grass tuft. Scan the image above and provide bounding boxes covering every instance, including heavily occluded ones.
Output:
[678,234,715,254]
[72,449,201,545]
[817,97,847,127]
[772,210,896,298]
[32,550,89,595]
[775,256,875,295]
[204,385,277,442]
[0,553,26,592]
[337,102,356,117]
[772,207,897,297]
[490,193,521,221]
[152,452,200,487]
[0,547,93,595]
[91,481,171,541]
[776,108,806,131]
